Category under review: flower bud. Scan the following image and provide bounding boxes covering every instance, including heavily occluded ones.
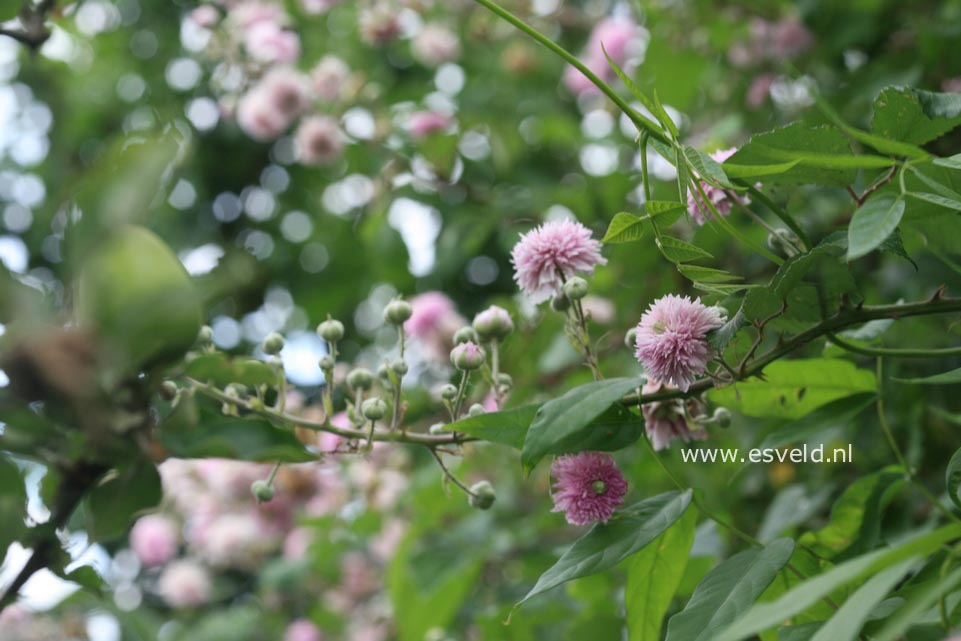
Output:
[624,327,638,349]
[429,422,446,435]
[450,341,486,371]
[453,326,478,345]
[251,480,275,503]
[472,305,514,342]
[440,383,458,400]
[196,325,213,347]
[319,355,335,371]
[160,380,179,400]
[713,407,732,429]
[361,397,388,421]
[383,299,413,325]
[347,368,374,391]
[468,480,496,510]
[551,292,571,312]
[563,276,589,301]
[496,373,513,388]
[225,383,246,399]
[390,358,408,376]
[262,331,285,355]
[317,318,345,342]
[377,363,390,380]
[468,403,485,417]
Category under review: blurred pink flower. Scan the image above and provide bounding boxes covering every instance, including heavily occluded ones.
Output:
[412,24,460,67]
[404,291,465,361]
[245,21,301,64]
[511,220,606,304]
[195,512,273,569]
[634,294,724,392]
[158,560,212,608]
[189,5,220,28]
[563,60,607,95]
[340,552,379,599]
[550,452,628,525]
[641,379,707,450]
[370,519,406,561]
[359,5,402,45]
[283,527,314,560]
[311,55,350,102]
[942,77,961,93]
[231,1,286,29]
[586,17,644,64]
[408,111,452,139]
[686,147,750,225]
[285,619,323,641]
[299,0,341,14]
[318,411,349,452]
[746,73,775,109]
[130,514,179,567]
[294,116,345,166]
[236,88,290,141]
[581,295,615,324]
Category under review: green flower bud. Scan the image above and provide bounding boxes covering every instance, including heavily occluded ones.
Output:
[383,299,413,325]
[472,305,514,342]
[468,480,496,510]
[160,380,179,400]
[224,383,246,399]
[317,318,345,342]
[377,363,390,380]
[450,341,486,371]
[624,327,638,349]
[319,355,335,371]
[197,325,213,347]
[713,407,732,429]
[262,331,285,355]
[563,276,589,301]
[496,373,513,388]
[251,480,275,503]
[453,326,478,345]
[440,383,458,400]
[468,403,485,417]
[390,358,408,376]
[361,397,388,421]
[550,292,571,312]
[347,368,375,391]
[429,422,446,435]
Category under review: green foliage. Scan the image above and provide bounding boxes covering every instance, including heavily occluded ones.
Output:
[85,460,162,541]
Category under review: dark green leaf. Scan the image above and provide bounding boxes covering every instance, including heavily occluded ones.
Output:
[873,565,961,641]
[444,404,538,449]
[872,86,961,145]
[758,393,876,450]
[86,460,162,541]
[847,196,906,261]
[895,367,961,385]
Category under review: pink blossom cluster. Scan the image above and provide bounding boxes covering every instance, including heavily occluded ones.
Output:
[728,17,814,68]
[404,291,467,362]
[564,17,647,96]
[511,219,607,304]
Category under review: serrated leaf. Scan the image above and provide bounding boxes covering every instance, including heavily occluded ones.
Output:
[872,86,961,145]
[603,212,646,244]
[847,196,906,261]
[657,235,713,263]
[521,378,641,470]
[626,508,696,641]
[665,539,795,641]
[517,490,692,606]
[685,147,735,188]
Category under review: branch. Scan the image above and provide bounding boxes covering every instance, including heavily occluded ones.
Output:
[0,0,57,49]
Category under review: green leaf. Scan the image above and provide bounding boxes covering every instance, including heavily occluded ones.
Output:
[721,159,802,179]
[847,196,906,261]
[0,455,27,555]
[946,446,961,511]
[716,523,961,641]
[185,353,279,387]
[626,507,697,641]
[656,235,714,263]
[894,367,961,385]
[798,468,905,560]
[0,0,18,20]
[871,86,961,145]
[758,393,876,450]
[934,153,961,169]
[807,559,917,641]
[665,539,795,641]
[676,265,742,284]
[685,147,735,188]
[517,490,692,606]
[709,359,876,419]
[444,404,539,449]
[521,377,641,470]
[906,191,961,211]
[603,212,646,244]
[646,200,688,230]
[872,565,961,641]
[85,460,162,541]
[599,48,666,137]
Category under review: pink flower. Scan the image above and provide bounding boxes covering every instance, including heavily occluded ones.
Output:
[283,527,313,560]
[359,5,401,45]
[634,294,724,392]
[746,73,775,109]
[563,61,606,95]
[686,147,750,225]
[550,452,628,525]
[285,619,323,641]
[244,21,301,64]
[130,514,179,567]
[236,88,290,141]
[511,220,607,304]
[412,24,460,67]
[641,379,707,450]
[189,5,220,28]
[158,560,212,608]
[407,111,452,139]
[586,17,644,65]
[311,55,350,102]
[403,291,464,361]
[319,411,349,452]
[769,18,813,60]
[294,116,345,166]
[299,0,341,14]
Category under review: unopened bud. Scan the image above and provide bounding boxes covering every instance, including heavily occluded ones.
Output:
[440,383,458,400]
[496,373,513,388]
[551,292,571,312]
[453,326,478,345]
[251,480,275,503]
[468,480,496,510]
[262,331,285,355]
[713,407,732,429]
[429,422,446,435]
[390,358,408,376]
[361,397,388,421]
[624,327,638,349]
[472,305,514,342]
[347,368,374,391]
[468,403,485,417]
[196,325,213,347]
[383,299,413,325]
[319,355,335,371]
[450,341,486,371]
[563,276,589,300]
[317,318,345,342]
[160,380,178,400]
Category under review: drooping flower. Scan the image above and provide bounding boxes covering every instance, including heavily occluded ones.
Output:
[130,514,180,567]
[511,220,607,304]
[294,116,345,166]
[686,148,750,225]
[634,294,724,391]
[157,560,212,608]
[641,379,708,450]
[550,451,628,525]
